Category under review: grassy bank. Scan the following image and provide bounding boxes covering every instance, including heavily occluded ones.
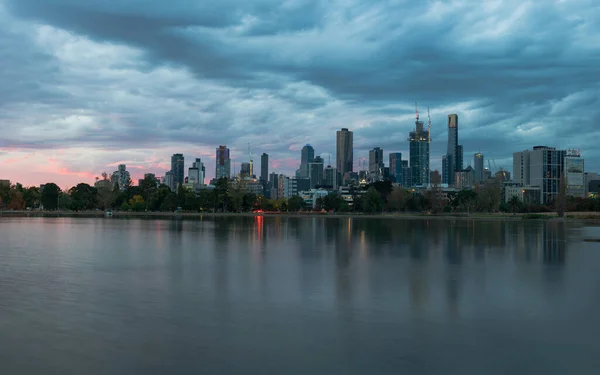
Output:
[3,210,600,223]
[0,210,551,221]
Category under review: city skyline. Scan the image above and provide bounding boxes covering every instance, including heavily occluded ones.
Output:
[1,1,599,187]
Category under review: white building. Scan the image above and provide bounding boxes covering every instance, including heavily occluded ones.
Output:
[564,154,585,198]
[299,189,330,209]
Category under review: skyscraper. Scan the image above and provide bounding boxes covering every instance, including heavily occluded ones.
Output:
[474,153,484,183]
[336,128,353,184]
[457,144,463,171]
[446,114,459,185]
[308,156,324,188]
[215,145,231,179]
[170,154,184,190]
[408,114,430,186]
[369,147,384,181]
[442,155,448,184]
[260,153,269,183]
[389,152,402,183]
[300,144,315,178]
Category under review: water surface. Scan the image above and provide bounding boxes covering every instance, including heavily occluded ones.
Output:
[1,217,599,374]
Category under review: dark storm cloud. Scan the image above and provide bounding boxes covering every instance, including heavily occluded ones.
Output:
[2,0,600,178]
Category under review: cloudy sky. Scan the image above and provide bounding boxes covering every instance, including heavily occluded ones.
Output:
[0,0,599,188]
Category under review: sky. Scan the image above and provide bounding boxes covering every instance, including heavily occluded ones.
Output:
[0,0,599,189]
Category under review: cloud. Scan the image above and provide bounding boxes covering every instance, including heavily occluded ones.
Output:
[0,0,599,187]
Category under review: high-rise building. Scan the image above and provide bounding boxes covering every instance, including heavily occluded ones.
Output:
[111,164,131,191]
[369,147,384,182]
[240,162,251,177]
[408,114,430,186]
[455,166,475,189]
[308,156,324,188]
[445,114,459,185]
[324,165,338,189]
[215,145,231,179]
[442,155,448,184]
[188,158,205,186]
[401,160,412,187]
[389,153,402,183]
[163,171,173,191]
[513,146,566,204]
[457,144,463,171]
[565,152,585,198]
[474,153,484,183]
[260,153,269,183]
[300,145,315,178]
[336,128,353,184]
[170,154,184,190]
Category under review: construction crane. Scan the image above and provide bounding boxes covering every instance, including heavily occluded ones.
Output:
[427,106,432,143]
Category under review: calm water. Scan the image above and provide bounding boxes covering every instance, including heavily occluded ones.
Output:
[1,217,600,374]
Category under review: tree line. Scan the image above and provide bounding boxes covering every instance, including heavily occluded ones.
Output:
[1,174,598,214]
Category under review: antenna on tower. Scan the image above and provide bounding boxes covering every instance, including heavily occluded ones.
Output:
[247,142,253,177]
[427,106,431,143]
[415,102,419,121]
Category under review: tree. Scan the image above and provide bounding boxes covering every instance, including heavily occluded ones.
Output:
[322,193,344,212]
[120,202,131,211]
[0,181,11,209]
[456,189,477,214]
[128,195,145,211]
[7,190,25,210]
[138,174,158,202]
[23,186,41,209]
[58,192,72,210]
[41,183,61,210]
[288,196,305,212]
[429,170,443,214]
[97,185,116,210]
[69,183,97,210]
[363,187,384,213]
[214,178,230,212]
[508,196,522,215]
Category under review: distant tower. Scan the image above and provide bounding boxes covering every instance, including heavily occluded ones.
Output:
[408,104,430,186]
[170,154,184,189]
[336,128,353,184]
[300,144,315,178]
[369,147,384,181]
[474,153,484,183]
[260,153,269,183]
[446,114,459,185]
[215,145,231,179]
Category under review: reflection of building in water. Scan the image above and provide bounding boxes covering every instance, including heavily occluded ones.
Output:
[543,222,567,265]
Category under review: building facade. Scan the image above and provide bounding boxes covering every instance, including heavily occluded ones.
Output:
[170,154,184,190]
[300,144,315,179]
[513,146,566,204]
[408,116,430,186]
[323,165,338,189]
[336,128,353,184]
[260,153,269,183]
[446,114,459,185]
[565,154,585,198]
[455,166,475,189]
[389,152,402,184]
[308,156,324,189]
[474,153,484,183]
[368,147,384,182]
[215,145,231,180]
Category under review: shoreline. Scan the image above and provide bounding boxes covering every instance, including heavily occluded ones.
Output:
[1,210,599,223]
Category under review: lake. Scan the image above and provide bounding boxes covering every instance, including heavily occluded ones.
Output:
[1,216,600,374]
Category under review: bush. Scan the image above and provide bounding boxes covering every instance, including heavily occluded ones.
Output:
[120,202,131,211]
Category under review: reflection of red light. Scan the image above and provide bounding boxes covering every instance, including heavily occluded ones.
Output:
[255,215,263,241]
[253,209,264,213]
